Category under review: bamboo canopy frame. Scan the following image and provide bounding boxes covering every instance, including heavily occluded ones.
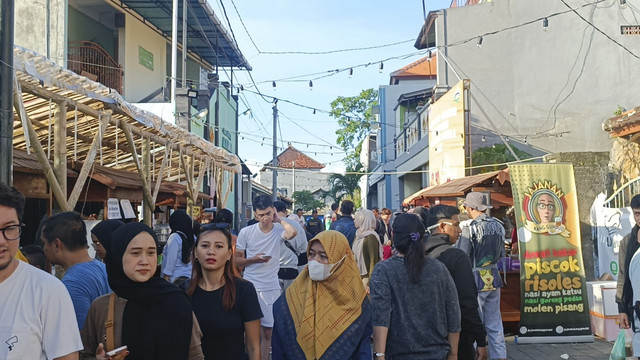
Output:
[10,46,239,224]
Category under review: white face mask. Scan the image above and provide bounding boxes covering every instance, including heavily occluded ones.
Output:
[308,260,333,281]
[308,255,345,281]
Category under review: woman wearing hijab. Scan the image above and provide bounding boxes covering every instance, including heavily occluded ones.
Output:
[162,210,194,285]
[90,220,125,261]
[81,222,204,360]
[186,223,262,360]
[352,208,382,288]
[370,213,460,360]
[271,230,373,360]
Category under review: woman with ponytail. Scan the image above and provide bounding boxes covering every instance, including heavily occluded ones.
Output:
[162,210,194,285]
[187,223,262,360]
[370,213,461,360]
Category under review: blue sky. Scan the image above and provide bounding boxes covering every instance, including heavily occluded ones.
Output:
[212,0,451,173]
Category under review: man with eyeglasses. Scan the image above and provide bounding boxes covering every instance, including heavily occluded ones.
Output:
[0,183,83,359]
[422,205,487,360]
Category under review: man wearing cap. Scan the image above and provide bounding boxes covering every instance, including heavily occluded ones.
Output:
[457,192,506,360]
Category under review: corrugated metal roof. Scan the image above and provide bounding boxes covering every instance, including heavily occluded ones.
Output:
[118,0,251,70]
[403,169,510,205]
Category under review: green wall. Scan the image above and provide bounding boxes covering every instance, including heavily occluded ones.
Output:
[68,6,116,59]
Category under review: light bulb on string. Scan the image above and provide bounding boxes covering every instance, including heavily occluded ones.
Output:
[476,37,483,47]
[309,80,313,91]
[348,68,353,78]
[379,62,384,73]
[481,135,486,142]
[542,18,549,31]
[427,50,432,61]
[313,109,316,115]
[272,81,276,90]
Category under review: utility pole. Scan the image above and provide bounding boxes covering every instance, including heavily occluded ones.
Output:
[0,0,15,185]
[292,160,295,210]
[271,100,278,201]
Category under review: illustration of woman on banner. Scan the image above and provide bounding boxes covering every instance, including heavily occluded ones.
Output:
[522,184,570,238]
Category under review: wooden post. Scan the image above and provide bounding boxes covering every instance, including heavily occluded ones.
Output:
[180,155,195,216]
[53,101,67,210]
[13,88,69,211]
[67,111,110,210]
[120,121,154,219]
[142,137,152,226]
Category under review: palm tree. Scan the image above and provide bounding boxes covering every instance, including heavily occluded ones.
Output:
[328,164,363,203]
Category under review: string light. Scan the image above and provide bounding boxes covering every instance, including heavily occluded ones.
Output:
[481,135,486,142]
[348,68,353,77]
[427,50,432,61]
[272,81,276,90]
[542,18,549,31]
[313,109,316,114]
[309,80,313,90]
[476,37,483,47]
[378,62,384,73]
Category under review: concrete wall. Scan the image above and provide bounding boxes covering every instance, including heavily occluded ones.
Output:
[544,152,611,280]
[436,0,639,154]
[122,12,167,102]
[259,169,330,199]
[15,0,67,66]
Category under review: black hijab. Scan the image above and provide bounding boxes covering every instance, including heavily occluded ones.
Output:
[91,220,124,262]
[107,222,193,360]
[169,210,194,264]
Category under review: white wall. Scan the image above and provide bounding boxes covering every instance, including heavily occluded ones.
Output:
[437,0,640,153]
[122,12,168,102]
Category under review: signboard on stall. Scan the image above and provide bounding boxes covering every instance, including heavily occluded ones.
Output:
[120,199,136,219]
[509,163,593,343]
[107,198,122,219]
[428,79,467,186]
[590,193,635,280]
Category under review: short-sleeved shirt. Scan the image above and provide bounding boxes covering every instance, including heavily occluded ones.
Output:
[236,223,283,291]
[62,259,111,329]
[279,218,308,271]
[161,232,193,283]
[306,217,324,236]
[0,261,83,359]
[190,280,263,360]
[370,256,461,359]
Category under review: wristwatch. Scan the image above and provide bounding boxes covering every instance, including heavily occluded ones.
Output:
[374,352,385,358]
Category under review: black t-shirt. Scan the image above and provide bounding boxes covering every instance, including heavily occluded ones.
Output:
[190,280,263,360]
[306,217,324,236]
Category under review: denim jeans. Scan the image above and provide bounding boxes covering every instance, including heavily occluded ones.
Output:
[478,290,506,359]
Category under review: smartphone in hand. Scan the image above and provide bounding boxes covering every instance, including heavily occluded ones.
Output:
[106,345,128,357]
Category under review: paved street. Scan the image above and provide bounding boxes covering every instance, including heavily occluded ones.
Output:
[506,335,616,360]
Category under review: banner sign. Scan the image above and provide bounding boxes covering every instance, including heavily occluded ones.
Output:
[107,198,122,219]
[509,163,593,343]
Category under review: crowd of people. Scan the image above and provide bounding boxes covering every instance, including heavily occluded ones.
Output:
[0,181,513,360]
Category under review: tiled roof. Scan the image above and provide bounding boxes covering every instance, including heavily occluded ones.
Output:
[603,106,640,137]
[390,54,437,80]
[264,145,325,169]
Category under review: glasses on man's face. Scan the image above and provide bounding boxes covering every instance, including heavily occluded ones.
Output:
[537,203,555,211]
[0,224,24,241]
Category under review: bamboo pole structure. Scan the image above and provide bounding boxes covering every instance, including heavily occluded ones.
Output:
[53,101,67,209]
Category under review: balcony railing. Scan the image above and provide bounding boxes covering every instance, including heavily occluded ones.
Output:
[395,112,428,157]
[68,41,122,93]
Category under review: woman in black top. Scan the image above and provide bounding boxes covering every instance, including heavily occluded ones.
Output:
[187,223,263,360]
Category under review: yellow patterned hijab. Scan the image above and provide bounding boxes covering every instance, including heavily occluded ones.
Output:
[285,230,367,359]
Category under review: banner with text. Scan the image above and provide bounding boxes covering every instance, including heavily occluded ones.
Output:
[509,163,593,342]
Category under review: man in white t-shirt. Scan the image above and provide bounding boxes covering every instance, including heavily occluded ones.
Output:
[274,201,308,291]
[0,183,83,360]
[287,208,306,230]
[236,195,297,360]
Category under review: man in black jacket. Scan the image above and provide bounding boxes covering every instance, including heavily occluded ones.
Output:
[420,205,487,360]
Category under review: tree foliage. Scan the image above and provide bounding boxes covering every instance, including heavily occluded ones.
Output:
[330,89,378,169]
[328,163,363,205]
[472,144,533,173]
[292,190,325,212]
